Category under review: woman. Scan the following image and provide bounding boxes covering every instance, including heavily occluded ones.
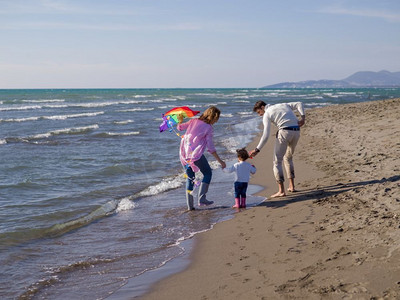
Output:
[177,106,226,210]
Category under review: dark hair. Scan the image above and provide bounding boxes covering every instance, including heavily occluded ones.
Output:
[253,100,266,112]
[236,148,249,161]
[199,106,221,124]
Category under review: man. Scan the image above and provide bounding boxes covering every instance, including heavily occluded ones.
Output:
[249,100,305,198]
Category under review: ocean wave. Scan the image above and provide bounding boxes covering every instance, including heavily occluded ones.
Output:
[116,108,155,112]
[51,200,120,233]
[44,112,105,120]
[305,102,332,107]
[137,174,185,197]
[0,179,46,190]
[0,105,43,111]
[116,197,136,212]
[94,131,140,138]
[158,105,177,110]
[30,125,99,139]
[207,103,224,107]
[220,113,234,118]
[0,100,153,111]
[0,199,123,250]
[0,112,104,123]
[220,136,244,153]
[114,120,134,125]
[22,99,65,103]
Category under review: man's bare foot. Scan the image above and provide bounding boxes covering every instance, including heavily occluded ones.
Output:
[270,191,286,198]
[287,188,298,193]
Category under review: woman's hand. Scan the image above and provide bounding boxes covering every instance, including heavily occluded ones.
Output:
[211,151,226,168]
[219,160,226,169]
[177,114,184,124]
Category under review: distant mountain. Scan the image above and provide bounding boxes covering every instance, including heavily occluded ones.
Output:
[263,70,400,88]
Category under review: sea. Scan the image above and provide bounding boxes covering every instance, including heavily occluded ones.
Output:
[1,88,399,299]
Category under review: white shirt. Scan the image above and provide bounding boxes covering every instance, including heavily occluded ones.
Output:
[223,161,256,183]
[256,102,305,150]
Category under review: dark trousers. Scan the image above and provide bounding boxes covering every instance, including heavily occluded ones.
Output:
[234,182,248,198]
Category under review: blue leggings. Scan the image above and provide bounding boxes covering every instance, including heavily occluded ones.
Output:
[186,155,212,191]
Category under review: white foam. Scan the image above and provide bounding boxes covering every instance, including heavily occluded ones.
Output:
[220,137,243,153]
[22,99,65,103]
[116,198,136,212]
[220,113,233,118]
[0,105,42,111]
[114,120,134,125]
[237,111,253,115]
[0,116,39,122]
[44,112,105,120]
[138,175,185,197]
[0,112,103,123]
[117,108,155,112]
[0,100,155,111]
[106,131,140,136]
[0,139,6,145]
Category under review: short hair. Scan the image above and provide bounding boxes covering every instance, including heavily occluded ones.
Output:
[236,148,249,161]
[253,100,266,112]
[199,106,221,124]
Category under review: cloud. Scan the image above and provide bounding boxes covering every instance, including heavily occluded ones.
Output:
[318,6,400,23]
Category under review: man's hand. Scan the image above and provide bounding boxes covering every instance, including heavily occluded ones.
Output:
[298,115,305,127]
[249,149,259,158]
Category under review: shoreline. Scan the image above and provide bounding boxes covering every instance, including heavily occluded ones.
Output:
[139,98,399,299]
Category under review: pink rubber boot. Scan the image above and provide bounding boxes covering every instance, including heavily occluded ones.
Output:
[240,197,246,208]
[232,198,240,208]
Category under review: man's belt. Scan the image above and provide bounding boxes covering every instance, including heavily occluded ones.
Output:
[281,126,300,131]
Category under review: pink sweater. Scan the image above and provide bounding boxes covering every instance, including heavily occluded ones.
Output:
[177,118,216,172]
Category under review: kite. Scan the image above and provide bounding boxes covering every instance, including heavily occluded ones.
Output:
[159,106,200,133]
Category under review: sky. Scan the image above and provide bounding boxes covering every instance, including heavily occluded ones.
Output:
[0,0,399,88]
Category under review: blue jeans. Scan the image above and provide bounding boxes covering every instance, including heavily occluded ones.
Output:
[234,182,248,198]
[186,155,212,191]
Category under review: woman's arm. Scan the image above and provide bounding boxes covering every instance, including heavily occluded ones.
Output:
[211,151,226,169]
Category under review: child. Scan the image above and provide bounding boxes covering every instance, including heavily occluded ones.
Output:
[223,148,256,208]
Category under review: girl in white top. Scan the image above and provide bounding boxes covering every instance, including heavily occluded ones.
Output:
[223,148,256,208]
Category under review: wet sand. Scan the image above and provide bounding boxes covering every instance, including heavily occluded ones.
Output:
[141,98,400,299]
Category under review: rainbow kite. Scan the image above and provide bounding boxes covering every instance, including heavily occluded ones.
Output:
[159,106,200,132]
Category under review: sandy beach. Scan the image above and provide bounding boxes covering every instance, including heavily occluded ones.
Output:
[141,98,400,300]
